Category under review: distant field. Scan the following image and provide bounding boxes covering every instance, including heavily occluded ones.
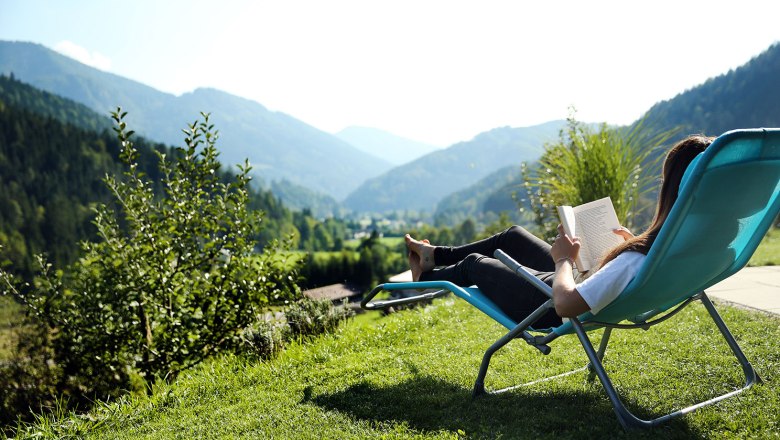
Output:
[344,236,405,250]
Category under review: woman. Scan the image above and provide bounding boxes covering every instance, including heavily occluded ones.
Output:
[405,135,712,327]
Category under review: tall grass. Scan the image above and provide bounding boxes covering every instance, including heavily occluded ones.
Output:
[523,117,675,239]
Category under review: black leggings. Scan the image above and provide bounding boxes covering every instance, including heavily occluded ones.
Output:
[420,225,563,328]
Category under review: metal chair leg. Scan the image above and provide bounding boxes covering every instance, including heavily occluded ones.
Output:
[472,299,554,397]
[587,327,612,382]
[570,294,761,430]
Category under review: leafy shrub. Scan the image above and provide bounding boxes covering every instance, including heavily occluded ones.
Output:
[240,318,289,360]
[285,298,353,338]
[0,110,301,401]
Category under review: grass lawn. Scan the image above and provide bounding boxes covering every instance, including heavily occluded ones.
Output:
[748,227,780,266]
[17,297,780,439]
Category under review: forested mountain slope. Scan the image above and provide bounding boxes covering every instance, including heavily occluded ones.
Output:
[641,43,780,137]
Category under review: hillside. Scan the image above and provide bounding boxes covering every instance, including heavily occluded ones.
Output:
[5,39,779,217]
[0,41,391,201]
[433,165,526,225]
[343,121,564,213]
[641,43,780,137]
[335,126,440,165]
[0,72,113,133]
[269,179,343,217]
[0,75,158,274]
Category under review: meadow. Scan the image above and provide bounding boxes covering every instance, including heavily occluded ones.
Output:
[14,296,779,439]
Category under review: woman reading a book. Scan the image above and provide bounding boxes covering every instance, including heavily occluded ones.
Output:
[405,135,712,326]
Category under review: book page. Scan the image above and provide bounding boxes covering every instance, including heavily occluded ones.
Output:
[570,197,623,271]
[556,205,585,269]
[556,205,576,237]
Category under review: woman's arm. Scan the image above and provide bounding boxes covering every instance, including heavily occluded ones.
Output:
[550,224,590,318]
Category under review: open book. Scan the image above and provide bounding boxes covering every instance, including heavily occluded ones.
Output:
[557,196,624,271]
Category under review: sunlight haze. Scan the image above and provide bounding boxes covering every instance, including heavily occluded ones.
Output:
[1,0,778,146]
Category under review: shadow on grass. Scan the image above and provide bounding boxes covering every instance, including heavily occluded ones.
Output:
[306,374,701,439]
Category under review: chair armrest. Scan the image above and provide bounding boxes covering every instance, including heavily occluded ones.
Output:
[360,283,450,310]
[494,249,554,299]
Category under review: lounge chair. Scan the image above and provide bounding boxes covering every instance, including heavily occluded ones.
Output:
[361,128,780,429]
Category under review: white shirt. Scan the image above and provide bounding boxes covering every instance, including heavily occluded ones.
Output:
[576,251,646,314]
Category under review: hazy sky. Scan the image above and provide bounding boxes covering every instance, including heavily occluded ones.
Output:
[1,0,778,146]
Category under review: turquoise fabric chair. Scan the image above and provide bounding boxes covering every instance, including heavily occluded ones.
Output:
[362,128,780,429]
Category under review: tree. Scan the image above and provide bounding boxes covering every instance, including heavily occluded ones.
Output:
[455,218,477,244]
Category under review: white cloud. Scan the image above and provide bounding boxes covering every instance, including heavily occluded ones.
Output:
[53,40,112,71]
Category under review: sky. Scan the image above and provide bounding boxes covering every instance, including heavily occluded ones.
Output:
[1,0,779,147]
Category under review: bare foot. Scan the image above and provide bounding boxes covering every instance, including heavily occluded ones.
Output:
[408,248,423,282]
[405,234,435,281]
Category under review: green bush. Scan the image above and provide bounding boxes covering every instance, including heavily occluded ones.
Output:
[0,110,301,401]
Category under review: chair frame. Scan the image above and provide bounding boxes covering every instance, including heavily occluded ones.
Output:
[480,250,761,429]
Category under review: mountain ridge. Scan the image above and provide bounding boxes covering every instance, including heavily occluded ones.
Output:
[0,40,391,202]
[343,121,564,213]
[6,39,778,218]
[335,126,440,165]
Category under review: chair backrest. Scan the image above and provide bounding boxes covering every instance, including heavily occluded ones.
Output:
[559,129,780,330]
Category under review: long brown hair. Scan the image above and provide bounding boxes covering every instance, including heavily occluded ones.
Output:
[600,135,714,266]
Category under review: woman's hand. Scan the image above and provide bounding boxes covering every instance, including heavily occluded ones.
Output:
[550,224,581,264]
[550,224,589,317]
[613,226,634,241]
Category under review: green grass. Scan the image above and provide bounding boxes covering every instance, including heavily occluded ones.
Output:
[15,298,780,439]
[748,227,780,266]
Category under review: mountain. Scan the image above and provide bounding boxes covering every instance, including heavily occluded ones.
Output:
[640,42,780,138]
[0,40,391,201]
[335,126,440,165]
[0,72,113,133]
[433,165,525,225]
[343,121,564,213]
[268,179,343,217]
